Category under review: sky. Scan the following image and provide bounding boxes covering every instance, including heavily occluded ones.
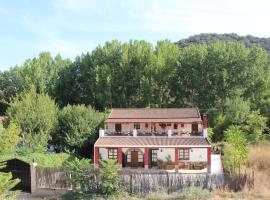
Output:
[0,0,270,71]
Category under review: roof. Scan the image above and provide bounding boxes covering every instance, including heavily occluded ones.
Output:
[106,108,201,123]
[94,136,210,148]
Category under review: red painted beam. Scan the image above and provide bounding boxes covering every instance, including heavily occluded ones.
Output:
[175,148,179,166]
[94,147,99,166]
[144,147,149,169]
[207,147,211,173]
[118,147,122,166]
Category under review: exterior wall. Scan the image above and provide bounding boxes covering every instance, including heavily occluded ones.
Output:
[157,148,175,162]
[189,148,207,162]
[106,122,202,134]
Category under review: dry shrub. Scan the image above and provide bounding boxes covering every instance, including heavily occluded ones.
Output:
[246,142,270,170]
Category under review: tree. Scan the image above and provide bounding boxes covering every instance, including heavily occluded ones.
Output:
[99,159,121,195]
[7,87,58,149]
[57,105,104,153]
[223,125,248,174]
[0,122,20,154]
[244,111,268,142]
[0,162,20,200]
[64,158,93,195]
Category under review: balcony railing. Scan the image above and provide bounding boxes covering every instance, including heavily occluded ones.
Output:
[101,130,203,137]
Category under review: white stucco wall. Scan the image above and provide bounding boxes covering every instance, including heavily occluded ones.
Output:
[106,122,202,134]
[99,147,207,163]
[189,148,207,162]
[157,148,175,162]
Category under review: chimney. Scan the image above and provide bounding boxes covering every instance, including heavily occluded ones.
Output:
[202,113,208,138]
[168,129,172,138]
[99,129,105,137]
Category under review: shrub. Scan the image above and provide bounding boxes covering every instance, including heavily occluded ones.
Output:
[64,157,93,194]
[99,159,122,196]
[0,162,20,200]
[0,122,20,154]
[223,125,248,174]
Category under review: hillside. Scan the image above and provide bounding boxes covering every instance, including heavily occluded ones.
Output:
[176,33,270,54]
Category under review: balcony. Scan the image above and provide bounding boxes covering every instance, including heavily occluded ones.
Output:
[100,130,203,137]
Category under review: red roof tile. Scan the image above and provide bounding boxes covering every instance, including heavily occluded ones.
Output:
[94,136,210,147]
[106,118,201,123]
[106,108,201,123]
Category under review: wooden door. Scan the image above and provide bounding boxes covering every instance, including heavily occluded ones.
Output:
[115,124,122,132]
[131,151,138,168]
[192,123,198,134]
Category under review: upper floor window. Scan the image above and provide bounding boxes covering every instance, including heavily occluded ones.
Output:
[181,123,184,128]
[145,123,148,128]
[108,148,118,159]
[174,123,178,129]
[134,123,140,129]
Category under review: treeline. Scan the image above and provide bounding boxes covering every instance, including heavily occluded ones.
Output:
[1,40,270,142]
[176,33,270,55]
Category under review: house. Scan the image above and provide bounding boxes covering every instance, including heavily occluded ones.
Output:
[94,108,211,173]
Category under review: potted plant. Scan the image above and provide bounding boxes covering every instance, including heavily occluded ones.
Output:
[164,155,175,170]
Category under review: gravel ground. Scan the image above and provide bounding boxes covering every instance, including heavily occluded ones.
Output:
[16,189,69,200]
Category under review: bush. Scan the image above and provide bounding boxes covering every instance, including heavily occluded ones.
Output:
[99,159,122,196]
[0,162,20,200]
[223,125,248,174]
[0,122,20,154]
[64,157,93,195]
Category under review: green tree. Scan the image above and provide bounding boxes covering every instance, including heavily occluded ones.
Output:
[223,125,248,174]
[99,159,121,195]
[0,162,20,200]
[7,87,58,149]
[57,105,104,153]
[64,158,93,195]
[0,122,20,154]
[244,111,268,142]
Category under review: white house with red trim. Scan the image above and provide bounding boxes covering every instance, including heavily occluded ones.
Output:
[94,108,211,173]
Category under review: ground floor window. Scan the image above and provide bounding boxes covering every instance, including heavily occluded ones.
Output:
[179,148,189,160]
[151,149,158,163]
[108,148,118,159]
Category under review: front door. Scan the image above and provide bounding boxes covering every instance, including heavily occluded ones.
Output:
[131,151,138,168]
[192,123,198,134]
[115,124,122,132]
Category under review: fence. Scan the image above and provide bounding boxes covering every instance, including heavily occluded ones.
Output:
[35,167,254,194]
[36,166,72,190]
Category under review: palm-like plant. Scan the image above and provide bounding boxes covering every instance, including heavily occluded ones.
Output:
[0,162,20,200]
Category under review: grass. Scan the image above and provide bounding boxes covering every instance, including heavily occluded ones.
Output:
[0,152,78,167]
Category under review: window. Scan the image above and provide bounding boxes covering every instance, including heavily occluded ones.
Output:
[179,149,189,160]
[145,123,148,128]
[151,149,158,162]
[108,148,118,159]
[181,123,184,128]
[174,123,178,129]
[167,123,171,126]
[115,124,122,132]
[134,123,140,129]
